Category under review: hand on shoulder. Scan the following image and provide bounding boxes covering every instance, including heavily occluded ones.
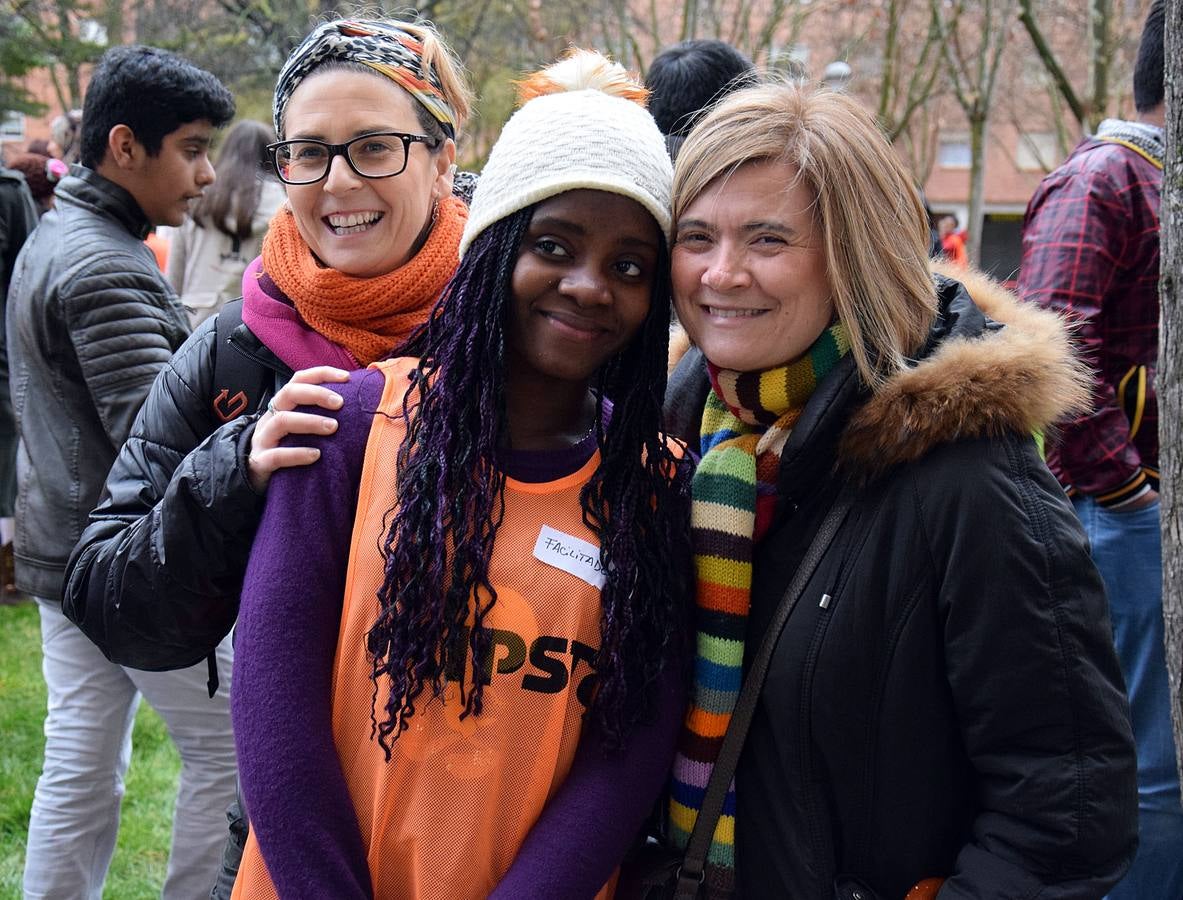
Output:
[247,366,350,492]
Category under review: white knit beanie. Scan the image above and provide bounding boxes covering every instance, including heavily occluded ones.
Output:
[459,51,672,257]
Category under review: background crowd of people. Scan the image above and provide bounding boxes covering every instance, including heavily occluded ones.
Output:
[0,2,1173,898]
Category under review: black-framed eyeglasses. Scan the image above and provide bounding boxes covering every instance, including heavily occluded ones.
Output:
[267,130,440,185]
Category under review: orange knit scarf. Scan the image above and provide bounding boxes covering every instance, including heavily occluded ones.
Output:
[261,195,467,365]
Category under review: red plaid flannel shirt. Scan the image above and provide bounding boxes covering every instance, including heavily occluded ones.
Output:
[1018,137,1161,507]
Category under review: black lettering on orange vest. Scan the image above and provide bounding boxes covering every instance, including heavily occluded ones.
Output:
[570,640,598,708]
[443,626,471,683]
[522,636,569,694]
[480,628,527,683]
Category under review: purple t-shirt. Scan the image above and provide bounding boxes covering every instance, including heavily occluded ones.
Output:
[233,369,686,898]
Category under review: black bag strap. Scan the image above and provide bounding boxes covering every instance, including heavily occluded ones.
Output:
[211,299,268,424]
[675,485,856,898]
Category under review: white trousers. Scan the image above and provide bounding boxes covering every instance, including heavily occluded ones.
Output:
[23,598,236,900]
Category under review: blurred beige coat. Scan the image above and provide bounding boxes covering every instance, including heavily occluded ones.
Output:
[167,180,285,329]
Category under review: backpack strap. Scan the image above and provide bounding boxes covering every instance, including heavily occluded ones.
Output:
[205,298,273,697]
[211,299,269,424]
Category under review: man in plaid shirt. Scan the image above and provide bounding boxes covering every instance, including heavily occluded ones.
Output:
[1019,3,1174,896]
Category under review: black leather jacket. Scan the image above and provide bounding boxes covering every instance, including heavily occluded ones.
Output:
[6,166,190,599]
[63,304,288,669]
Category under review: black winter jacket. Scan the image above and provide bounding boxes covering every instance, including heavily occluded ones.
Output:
[63,302,287,669]
[6,167,190,599]
[0,165,37,296]
[62,174,478,670]
[664,269,1137,899]
[0,167,39,514]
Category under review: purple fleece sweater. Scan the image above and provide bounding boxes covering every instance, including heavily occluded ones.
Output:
[233,370,687,899]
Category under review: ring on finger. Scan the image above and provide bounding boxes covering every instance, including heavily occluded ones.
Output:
[266,398,278,415]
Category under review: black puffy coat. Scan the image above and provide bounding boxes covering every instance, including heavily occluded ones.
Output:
[6,167,190,599]
[63,302,286,669]
[664,270,1137,899]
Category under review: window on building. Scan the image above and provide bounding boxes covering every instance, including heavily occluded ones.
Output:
[1017,132,1058,171]
[0,112,25,141]
[938,135,972,169]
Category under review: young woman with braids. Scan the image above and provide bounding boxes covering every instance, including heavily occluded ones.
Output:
[229,51,692,899]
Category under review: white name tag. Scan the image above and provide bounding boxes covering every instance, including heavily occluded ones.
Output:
[533,525,605,590]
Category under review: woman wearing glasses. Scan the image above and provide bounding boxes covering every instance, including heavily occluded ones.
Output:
[65,13,469,673]
[61,17,472,894]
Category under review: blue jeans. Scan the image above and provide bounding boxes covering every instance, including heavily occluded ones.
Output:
[1074,496,1183,899]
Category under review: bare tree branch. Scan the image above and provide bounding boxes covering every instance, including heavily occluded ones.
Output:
[932,0,971,111]
[1088,0,1111,126]
[883,1,943,141]
[877,0,901,122]
[1017,0,1086,127]
[932,0,1017,264]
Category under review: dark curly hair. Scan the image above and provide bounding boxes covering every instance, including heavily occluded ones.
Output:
[81,45,234,168]
[366,205,692,756]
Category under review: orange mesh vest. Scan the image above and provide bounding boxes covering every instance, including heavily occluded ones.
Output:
[234,358,612,899]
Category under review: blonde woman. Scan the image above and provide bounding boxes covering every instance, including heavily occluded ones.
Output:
[663,83,1138,898]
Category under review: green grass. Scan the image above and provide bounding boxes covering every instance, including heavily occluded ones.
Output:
[0,600,181,899]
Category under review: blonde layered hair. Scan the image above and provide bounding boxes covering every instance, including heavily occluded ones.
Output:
[673,83,936,389]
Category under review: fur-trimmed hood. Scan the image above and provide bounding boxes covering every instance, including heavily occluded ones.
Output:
[665,264,1092,481]
[837,263,1091,479]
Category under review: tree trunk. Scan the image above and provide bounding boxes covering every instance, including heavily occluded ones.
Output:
[55,0,81,109]
[966,109,987,266]
[1161,0,1183,793]
[1086,0,1110,132]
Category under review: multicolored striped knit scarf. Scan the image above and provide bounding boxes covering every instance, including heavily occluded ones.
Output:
[668,323,850,893]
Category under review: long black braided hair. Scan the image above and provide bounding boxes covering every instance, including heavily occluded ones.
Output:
[366,204,692,756]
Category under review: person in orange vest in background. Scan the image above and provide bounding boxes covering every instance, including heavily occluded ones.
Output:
[145,227,169,270]
[937,213,968,266]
